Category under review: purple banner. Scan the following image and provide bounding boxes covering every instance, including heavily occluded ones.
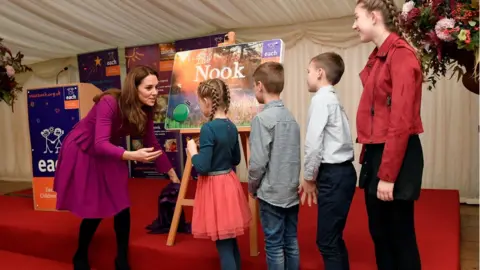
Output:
[174,33,225,52]
[262,39,282,58]
[77,49,122,91]
[125,43,182,179]
[125,44,161,73]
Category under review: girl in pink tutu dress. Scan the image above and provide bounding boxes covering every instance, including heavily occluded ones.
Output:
[186,78,252,270]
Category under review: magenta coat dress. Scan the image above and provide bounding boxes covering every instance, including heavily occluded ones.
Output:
[53,95,172,218]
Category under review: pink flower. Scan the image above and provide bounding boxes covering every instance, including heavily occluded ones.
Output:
[435,18,456,41]
[402,1,415,19]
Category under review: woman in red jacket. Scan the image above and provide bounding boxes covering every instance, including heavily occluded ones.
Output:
[352,1,424,269]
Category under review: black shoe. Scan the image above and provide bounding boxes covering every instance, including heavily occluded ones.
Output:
[115,258,131,270]
[73,256,90,270]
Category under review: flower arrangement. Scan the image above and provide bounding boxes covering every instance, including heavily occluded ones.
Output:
[0,38,32,111]
[400,0,479,92]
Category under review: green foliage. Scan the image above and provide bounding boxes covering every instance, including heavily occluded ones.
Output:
[0,38,32,111]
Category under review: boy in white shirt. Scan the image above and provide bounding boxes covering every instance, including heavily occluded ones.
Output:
[299,52,356,270]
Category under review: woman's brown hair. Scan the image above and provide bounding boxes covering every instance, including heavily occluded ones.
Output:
[197,78,231,121]
[93,65,161,136]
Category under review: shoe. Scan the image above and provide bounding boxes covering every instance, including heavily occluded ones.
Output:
[73,256,90,270]
[115,258,131,270]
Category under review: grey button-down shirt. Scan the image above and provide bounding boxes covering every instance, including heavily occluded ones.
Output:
[304,85,354,181]
[248,100,301,208]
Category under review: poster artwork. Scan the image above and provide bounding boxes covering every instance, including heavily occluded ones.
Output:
[77,49,122,91]
[165,39,285,130]
[27,85,81,211]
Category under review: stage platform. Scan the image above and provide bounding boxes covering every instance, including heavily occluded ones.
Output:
[0,179,460,270]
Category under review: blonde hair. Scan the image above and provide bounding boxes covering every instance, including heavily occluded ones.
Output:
[197,78,231,121]
[357,0,424,73]
[356,0,403,35]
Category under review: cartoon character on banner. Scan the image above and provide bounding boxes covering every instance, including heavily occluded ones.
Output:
[41,127,65,154]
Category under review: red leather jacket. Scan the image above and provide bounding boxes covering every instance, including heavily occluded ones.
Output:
[356,33,424,183]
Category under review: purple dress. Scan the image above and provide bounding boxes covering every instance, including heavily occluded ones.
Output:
[53,95,172,218]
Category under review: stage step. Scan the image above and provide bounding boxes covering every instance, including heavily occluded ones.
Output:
[0,250,72,270]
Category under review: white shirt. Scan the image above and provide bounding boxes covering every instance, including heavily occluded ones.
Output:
[303,85,354,181]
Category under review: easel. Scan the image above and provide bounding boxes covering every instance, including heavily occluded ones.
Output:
[166,127,259,257]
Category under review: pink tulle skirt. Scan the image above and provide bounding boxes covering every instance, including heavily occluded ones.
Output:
[192,171,252,241]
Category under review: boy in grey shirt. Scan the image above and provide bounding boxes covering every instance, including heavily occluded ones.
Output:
[248,62,301,270]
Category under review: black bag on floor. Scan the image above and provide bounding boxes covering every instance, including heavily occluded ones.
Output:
[146,182,191,234]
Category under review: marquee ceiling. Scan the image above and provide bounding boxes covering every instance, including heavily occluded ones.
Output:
[0,0,404,65]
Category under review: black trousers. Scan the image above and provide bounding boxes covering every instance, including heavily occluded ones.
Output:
[316,162,357,270]
[360,135,423,270]
[365,192,421,270]
[74,207,130,270]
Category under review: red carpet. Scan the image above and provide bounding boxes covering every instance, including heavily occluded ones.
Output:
[0,250,72,270]
[0,179,459,270]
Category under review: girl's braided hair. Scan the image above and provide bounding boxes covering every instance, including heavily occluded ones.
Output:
[197,78,231,121]
[356,0,424,72]
[356,0,404,36]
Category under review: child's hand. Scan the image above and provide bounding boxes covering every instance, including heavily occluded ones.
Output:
[186,139,198,156]
[298,179,317,207]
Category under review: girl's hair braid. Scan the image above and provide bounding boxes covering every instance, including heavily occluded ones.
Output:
[356,0,403,36]
[224,83,231,114]
[356,0,423,70]
[197,78,230,121]
[383,0,403,38]
[209,84,219,121]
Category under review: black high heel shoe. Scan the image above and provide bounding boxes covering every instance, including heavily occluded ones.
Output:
[115,258,131,270]
[73,255,91,270]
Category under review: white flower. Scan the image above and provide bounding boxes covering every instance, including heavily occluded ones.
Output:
[435,18,456,41]
[5,65,15,77]
[402,1,415,18]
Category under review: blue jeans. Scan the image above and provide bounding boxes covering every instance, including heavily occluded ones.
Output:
[259,199,300,270]
[216,238,241,270]
[316,162,356,270]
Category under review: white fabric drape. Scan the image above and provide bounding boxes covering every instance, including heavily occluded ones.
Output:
[1,29,478,203]
[0,0,364,65]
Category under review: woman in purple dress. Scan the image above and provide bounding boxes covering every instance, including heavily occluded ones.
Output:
[53,65,180,270]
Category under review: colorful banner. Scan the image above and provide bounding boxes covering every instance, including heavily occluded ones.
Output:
[27,85,81,211]
[166,39,285,130]
[77,49,122,91]
[125,43,182,178]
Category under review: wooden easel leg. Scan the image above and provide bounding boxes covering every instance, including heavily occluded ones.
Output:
[166,153,194,246]
[240,132,259,257]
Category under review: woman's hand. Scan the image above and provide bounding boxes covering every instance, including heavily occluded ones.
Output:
[187,139,198,156]
[130,147,163,163]
[167,168,180,183]
[377,180,394,201]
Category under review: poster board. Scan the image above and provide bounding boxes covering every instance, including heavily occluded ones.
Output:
[164,39,285,130]
[125,43,183,178]
[77,48,122,91]
[27,83,101,211]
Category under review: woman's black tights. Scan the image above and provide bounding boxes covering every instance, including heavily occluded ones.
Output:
[73,208,130,270]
